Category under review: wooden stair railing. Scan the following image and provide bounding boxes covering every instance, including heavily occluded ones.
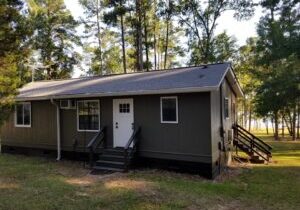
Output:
[124,127,141,171]
[232,124,272,162]
[86,127,106,168]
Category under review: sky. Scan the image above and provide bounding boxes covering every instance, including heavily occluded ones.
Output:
[64,0,263,77]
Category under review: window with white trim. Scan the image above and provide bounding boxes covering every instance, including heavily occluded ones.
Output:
[15,102,31,127]
[77,100,100,131]
[160,97,178,123]
[224,97,229,119]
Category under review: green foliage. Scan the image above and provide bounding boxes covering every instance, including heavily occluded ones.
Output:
[28,0,81,80]
[0,0,29,125]
[190,31,237,64]
[178,0,254,64]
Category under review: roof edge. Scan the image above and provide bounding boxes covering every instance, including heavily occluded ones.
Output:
[16,86,219,102]
[216,64,244,97]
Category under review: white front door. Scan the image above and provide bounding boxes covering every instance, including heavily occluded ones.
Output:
[113,98,134,148]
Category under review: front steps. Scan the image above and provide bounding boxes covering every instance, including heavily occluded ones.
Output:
[92,147,134,173]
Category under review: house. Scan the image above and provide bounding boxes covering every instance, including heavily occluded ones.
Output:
[0,62,244,179]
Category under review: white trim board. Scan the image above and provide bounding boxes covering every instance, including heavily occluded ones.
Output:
[160,96,179,124]
[77,99,100,132]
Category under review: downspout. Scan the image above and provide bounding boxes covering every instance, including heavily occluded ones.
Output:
[219,83,225,174]
[51,98,61,161]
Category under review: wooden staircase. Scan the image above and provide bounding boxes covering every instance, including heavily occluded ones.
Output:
[86,126,141,173]
[232,124,272,163]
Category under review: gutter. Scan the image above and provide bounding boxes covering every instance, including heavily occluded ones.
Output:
[50,98,61,161]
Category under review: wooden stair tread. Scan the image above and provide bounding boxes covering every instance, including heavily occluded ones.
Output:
[92,166,124,172]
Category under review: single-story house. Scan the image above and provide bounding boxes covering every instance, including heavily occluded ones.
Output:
[0,62,243,178]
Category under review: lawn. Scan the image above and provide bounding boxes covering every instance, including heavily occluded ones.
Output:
[0,135,299,210]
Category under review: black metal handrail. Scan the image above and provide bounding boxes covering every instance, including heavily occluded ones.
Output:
[235,124,272,150]
[237,130,271,155]
[233,124,272,161]
[124,127,141,171]
[234,136,270,162]
[86,127,106,168]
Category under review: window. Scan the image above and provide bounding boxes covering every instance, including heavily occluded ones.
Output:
[77,100,100,131]
[15,102,31,127]
[160,96,178,123]
[119,103,130,113]
[224,97,229,119]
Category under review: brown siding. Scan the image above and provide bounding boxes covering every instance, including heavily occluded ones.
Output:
[0,101,57,149]
[134,93,212,163]
[1,93,213,163]
[210,79,237,177]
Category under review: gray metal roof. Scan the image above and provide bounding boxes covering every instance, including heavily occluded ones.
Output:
[17,62,242,101]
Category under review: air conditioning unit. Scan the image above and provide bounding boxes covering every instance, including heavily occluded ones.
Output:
[60,99,76,109]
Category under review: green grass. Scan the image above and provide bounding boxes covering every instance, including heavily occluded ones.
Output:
[0,135,299,210]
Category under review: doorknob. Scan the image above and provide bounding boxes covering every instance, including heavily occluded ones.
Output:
[115,122,118,129]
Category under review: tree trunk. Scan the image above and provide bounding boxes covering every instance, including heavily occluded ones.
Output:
[120,13,127,73]
[283,115,292,136]
[282,115,284,138]
[243,99,247,128]
[157,33,160,70]
[292,106,296,140]
[248,103,252,132]
[136,0,143,71]
[153,31,157,70]
[271,117,275,135]
[265,119,269,135]
[96,0,103,74]
[274,111,279,140]
[164,17,170,69]
[297,102,300,139]
[143,9,149,71]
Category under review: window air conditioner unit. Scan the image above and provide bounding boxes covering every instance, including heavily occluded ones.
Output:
[60,99,76,109]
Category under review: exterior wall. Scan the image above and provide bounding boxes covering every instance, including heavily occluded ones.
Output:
[210,79,237,177]
[134,93,212,163]
[1,93,212,165]
[0,101,57,150]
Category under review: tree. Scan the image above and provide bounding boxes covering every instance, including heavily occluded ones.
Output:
[0,0,29,125]
[190,31,237,65]
[178,0,254,64]
[235,37,260,131]
[79,0,104,74]
[28,0,81,80]
[254,0,300,140]
[103,0,130,73]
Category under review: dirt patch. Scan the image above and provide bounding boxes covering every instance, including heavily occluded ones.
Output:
[104,177,156,194]
[133,169,207,182]
[53,160,90,177]
[0,178,20,189]
[65,172,124,186]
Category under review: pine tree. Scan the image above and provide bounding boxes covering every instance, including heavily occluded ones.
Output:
[254,0,300,140]
[28,0,81,80]
[0,0,29,125]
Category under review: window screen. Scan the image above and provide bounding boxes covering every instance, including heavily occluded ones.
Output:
[161,97,178,123]
[78,100,100,131]
[15,103,31,127]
